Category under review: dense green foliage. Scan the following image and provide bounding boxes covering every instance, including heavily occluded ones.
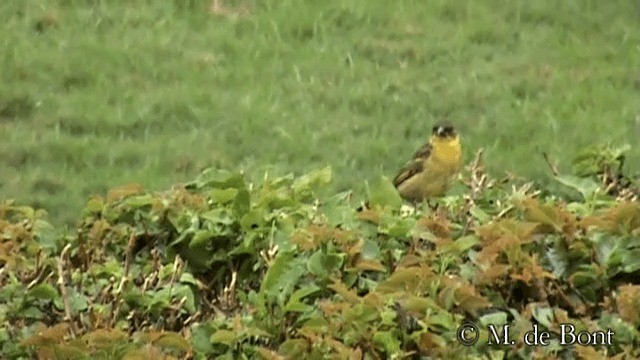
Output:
[1,0,638,226]
[1,144,638,359]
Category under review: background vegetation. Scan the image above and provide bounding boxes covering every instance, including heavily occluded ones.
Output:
[1,1,638,359]
[1,0,638,226]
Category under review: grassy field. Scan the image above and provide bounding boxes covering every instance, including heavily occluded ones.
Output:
[1,0,638,226]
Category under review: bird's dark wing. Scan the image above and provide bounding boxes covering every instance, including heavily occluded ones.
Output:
[411,142,433,159]
[392,143,432,188]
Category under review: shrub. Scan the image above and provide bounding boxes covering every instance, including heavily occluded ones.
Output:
[1,145,638,359]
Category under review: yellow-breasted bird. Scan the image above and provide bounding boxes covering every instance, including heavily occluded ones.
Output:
[392,123,462,203]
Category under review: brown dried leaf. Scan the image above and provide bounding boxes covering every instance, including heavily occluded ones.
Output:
[396,254,423,268]
[440,276,491,313]
[356,208,381,224]
[319,299,350,315]
[616,284,640,326]
[152,331,191,353]
[352,259,386,272]
[376,266,434,295]
[574,345,605,360]
[416,216,451,238]
[476,218,539,244]
[520,198,571,234]
[291,225,358,251]
[512,262,554,285]
[476,264,511,285]
[290,229,318,251]
[601,201,640,233]
[580,201,640,234]
[82,328,128,346]
[362,292,384,308]
[256,347,286,360]
[123,344,170,360]
[327,279,360,304]
[344,239,363,257]
[20,323,70,347]
[106,183,143,202]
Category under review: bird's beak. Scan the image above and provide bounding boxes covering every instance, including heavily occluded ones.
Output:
[436,127,445,136]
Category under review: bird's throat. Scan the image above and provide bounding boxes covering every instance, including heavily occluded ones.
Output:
[433,139,461,164]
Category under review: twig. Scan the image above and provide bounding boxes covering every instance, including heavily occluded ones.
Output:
[221,264,238,311]
[495,205,515,219]
[112,232,136,327]
[76,229,89,271]
[0,267,7,290]
[461,148,486,235]
[27,268,52,290]
[168,255,184,298]
[542,152,559,176]
[57,243,78,336]
[26,249,47,289]
[117,232,136,294]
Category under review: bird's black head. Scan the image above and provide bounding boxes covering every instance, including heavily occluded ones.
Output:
[432,123,457,138]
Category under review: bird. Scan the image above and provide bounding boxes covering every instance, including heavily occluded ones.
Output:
[392,123,462,203]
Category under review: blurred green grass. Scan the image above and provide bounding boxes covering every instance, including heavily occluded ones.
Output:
[1,0,638,226]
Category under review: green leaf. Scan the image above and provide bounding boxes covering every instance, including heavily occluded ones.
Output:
[173,285,197,313]
[470,206,491,222]
[240,209,264,230]
[200,209,234,227]
[452,235,480,253]
[367,175,402,208]
[32,219,58,253]
[70,291,89,313]
[278,339,308,358]
[233,188,251,218]
[545,242,569,278]
[361,239,381,259]
[307,251,344,278]
[189,230,213,249]
[292,166,332,196]
[372,331,401,355]
[84,197,104,213]
[179,272,198,286]
[190,323,215,354]
[387,218,414,238]
[154,332,191,352]
[554,175,600,200]
[260,252,304,303]
[183,233,215,271]
[124,194,155,208]
[301,316,329,331]
[479,311,508,327]
[189,168,245,190]
[620,249,640,273]
[260,253,293,293]
[284,285,320,313]
[210,330,236,345]
[27,284,59,301]
[14,205,35,218]
[532,306,554,329]
[210,188,238,204]
[588,232,616,266]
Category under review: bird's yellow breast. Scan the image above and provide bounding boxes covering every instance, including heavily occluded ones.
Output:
[429,136,462,176]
